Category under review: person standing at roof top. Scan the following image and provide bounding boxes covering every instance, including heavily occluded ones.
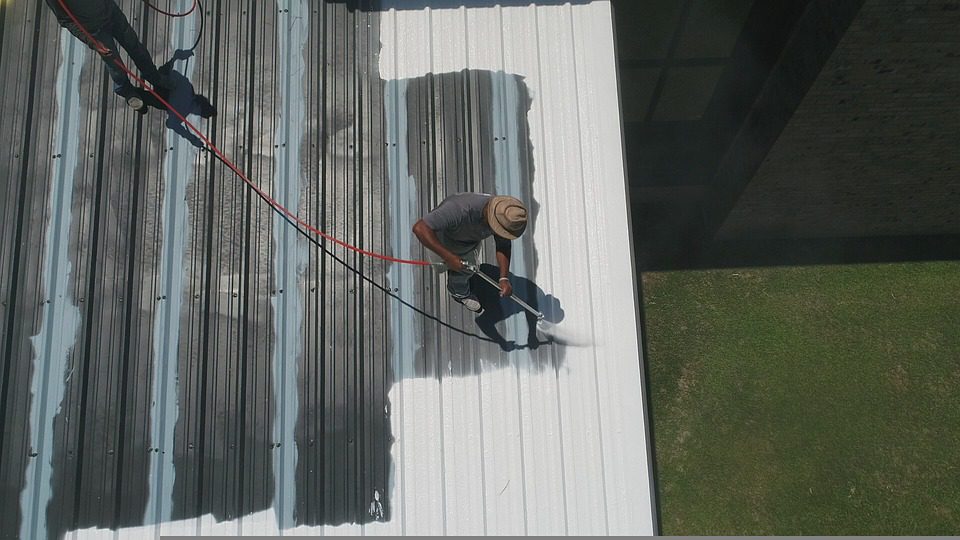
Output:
[44,0,171,112]
[413,193,528,314]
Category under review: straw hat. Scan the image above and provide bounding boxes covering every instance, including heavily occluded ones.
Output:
[485,195,528,240]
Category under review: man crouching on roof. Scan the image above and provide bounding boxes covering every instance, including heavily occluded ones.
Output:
[413,193,528,315]
[44,0,171,112]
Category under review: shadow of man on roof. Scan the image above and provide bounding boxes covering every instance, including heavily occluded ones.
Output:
[143,49,216,148]
[471,263,565,352]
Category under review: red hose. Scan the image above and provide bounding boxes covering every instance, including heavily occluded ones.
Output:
[56,0,430,267]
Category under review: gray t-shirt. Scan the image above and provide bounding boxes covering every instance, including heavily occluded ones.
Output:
[423,193,510,254]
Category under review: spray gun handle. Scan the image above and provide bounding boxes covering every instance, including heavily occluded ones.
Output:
[430,260,477,274]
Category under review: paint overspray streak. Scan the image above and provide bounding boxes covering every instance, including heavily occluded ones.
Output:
[271,0,308,530]
[384,78,419,532]
[19,30,84,540]
[145,0,200,527]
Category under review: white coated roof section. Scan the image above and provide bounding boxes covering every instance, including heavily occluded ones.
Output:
[376,1,656,535]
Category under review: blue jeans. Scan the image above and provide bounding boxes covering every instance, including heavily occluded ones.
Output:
[444,244,479,298]
[64,4,162,95]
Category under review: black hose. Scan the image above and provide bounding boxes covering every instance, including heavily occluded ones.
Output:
[206,151,496,343]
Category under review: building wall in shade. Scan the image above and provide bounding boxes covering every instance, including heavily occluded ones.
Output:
[718,0,960,240]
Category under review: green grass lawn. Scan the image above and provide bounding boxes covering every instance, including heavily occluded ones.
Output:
[642,262,960,535]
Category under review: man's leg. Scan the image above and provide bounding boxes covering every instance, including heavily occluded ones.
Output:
[446,270,472,297]
[61,20,145,111]
[91,30,146,106]
[446,247,482,313]
[106,3,167,89]
[63,20,135,96]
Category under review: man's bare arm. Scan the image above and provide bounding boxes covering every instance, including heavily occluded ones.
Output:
[495,240,513,297]
[413,219,465,272]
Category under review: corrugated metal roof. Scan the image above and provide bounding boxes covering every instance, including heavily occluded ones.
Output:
[0,0,655,537]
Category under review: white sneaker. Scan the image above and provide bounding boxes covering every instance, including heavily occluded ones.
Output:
[126,95,144,111]
[451,294,483,314]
